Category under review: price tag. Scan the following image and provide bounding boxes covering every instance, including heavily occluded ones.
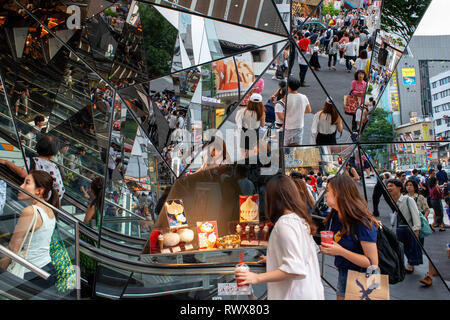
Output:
[161,248,171,254]
[171,246,181,253]
[184,243,194,250]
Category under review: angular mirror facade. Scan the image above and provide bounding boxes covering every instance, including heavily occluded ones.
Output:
[139,0,288,36]
[361,59,450,144]
[360,144,449,292]
[291,1,382,139]
[362,0,433,128]
[291,0,323,30]
[285,45,352,146]
[151,4,287,74]
[100,92,175,242]
[283,144,361,210]
[275,0,291,31]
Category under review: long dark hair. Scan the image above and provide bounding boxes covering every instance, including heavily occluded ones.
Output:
[323,174,378,235]
[30,170,59,209]
[90,176,104,210]
[246,101,265,122]
[322,101,339,125]
[265,175,317,235]
[290,174,315,210]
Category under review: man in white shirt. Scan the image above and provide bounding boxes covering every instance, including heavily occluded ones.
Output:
[284,78,311,146]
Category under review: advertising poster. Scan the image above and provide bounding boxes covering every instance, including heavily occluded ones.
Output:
[166,200,188,229]
[239,195,259,223]
[196,221,218,250]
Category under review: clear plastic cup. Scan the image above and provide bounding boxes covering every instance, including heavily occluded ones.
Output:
[320,231,334,244]
[235,263,249,287]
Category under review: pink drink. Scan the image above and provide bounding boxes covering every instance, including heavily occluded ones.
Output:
[320,231,334,244]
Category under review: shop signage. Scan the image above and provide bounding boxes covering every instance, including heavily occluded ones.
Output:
[402,68,416,85]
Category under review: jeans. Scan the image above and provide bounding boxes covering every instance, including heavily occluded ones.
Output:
[328,53,337,67]
[396,226,423,266]
[345,55,356,71]
[299,64,308,84]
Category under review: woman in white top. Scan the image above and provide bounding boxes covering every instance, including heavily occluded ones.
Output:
[311,99,343,145]
[235,175,324,300]
[0,170,58,289]
[352,49,369,75]
[236,93,265,159]
[343,36,358,72]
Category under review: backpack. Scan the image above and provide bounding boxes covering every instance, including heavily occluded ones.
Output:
[326,30,331,39]
[350,222,406,284]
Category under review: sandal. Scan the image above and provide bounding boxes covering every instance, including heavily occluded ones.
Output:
[405,265,414,274]
[420,274,432,287]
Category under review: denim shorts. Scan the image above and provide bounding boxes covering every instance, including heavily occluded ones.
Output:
[284,128,303,146]
[336,268,348,298]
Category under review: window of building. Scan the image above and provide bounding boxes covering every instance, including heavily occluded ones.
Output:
[436,119,442,126]
[435,106,440,113]
[432,81,437,88]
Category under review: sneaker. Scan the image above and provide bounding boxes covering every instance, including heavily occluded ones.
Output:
[332,66,336,71]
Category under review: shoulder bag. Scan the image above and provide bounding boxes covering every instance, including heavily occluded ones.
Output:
[407,197,432,238]
[50,224,77,293]
[7,205,38,279]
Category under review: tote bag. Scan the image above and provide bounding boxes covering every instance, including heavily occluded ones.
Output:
[345,269,390,300]
[7,206,38,279]
[344,95,362,115]
[50,224,77,293]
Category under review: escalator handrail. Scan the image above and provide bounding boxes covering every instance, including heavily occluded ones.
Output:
[0,244,50,280]
[62,192,147,245]
[79,237,267,275]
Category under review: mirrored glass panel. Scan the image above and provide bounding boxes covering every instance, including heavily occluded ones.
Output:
[360,143,449,292]
[285,45,352,146]
[361,59,450,144]
[100,92,175,242]
[138,0,288,36]
[362,1,433,124]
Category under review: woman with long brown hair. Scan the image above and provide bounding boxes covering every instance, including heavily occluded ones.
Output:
[321,174,379,300]
[0,170,58,289]
[236,93,266,159]
[235,175,324,300]
[311,98,343,145]
[290,171,315,214]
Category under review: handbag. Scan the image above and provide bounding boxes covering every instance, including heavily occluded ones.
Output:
[7,205,38,279]
[345,268,390,300]
[49,224,76,293]
[406,196,431,238]
[344,95,362,115]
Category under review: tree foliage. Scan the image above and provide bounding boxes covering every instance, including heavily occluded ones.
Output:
[139,3,178,79]
[381,0,432,43]
[362,108,394,142]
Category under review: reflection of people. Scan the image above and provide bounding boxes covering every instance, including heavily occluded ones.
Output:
[234,175,324,300]
[386,179,422,274]
[321,174,379,300]
[311,99,343,145]
[290,172,315,214]
[344,162,360,181]
[236,93,266,159]
[0,171,58,290]
[0,135,65,204]
[284,78,311,146]
[83,177,104,230]
[236,166,255,196]
[309,40,321,71]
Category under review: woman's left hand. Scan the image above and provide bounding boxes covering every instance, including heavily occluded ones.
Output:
[320,241,344,256]
[235,269,260,286]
